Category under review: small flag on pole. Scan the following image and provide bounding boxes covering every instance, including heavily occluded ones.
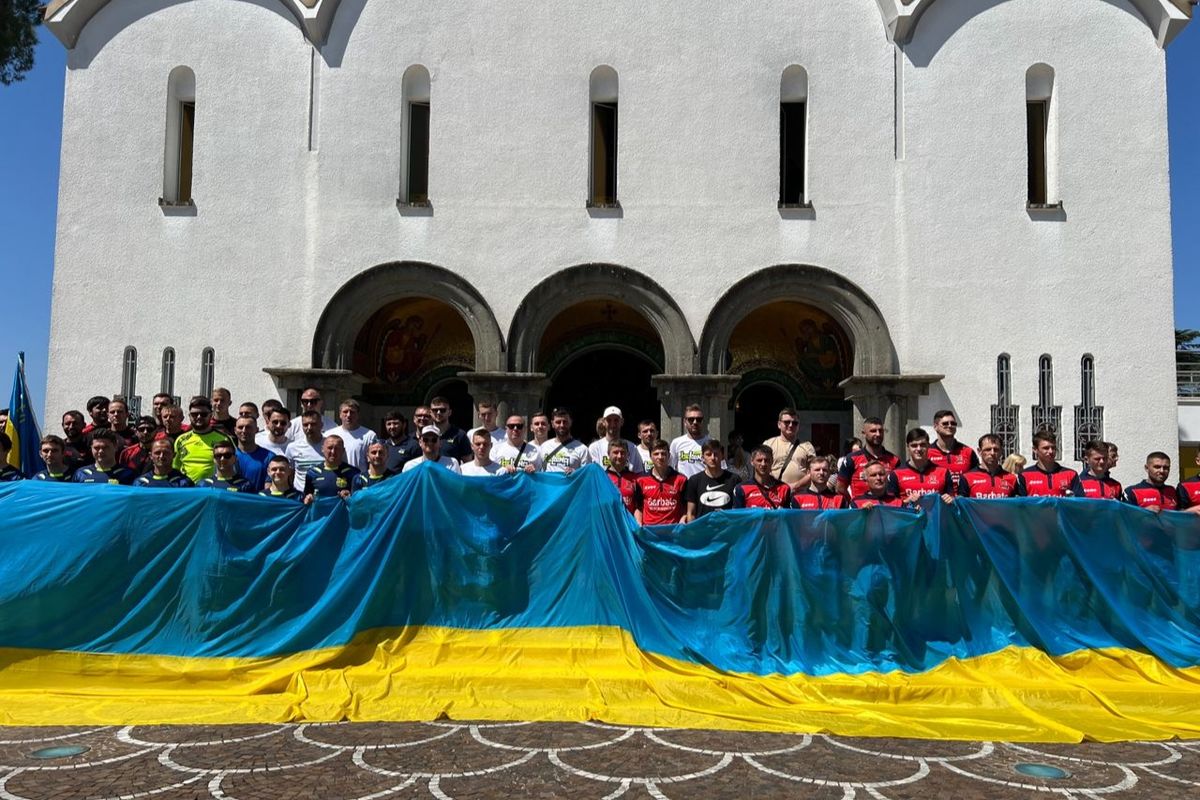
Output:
[5,353,42,477]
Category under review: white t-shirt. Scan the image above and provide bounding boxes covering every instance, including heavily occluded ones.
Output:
[539,438,591,473]
[254,432,289,457]
[284,438,324,491]
[402,455,462,474]
[328,424,378,471]
[286,414,335,443]
[670,434,709,477]
[587,437,645,473]
[636,444,652,469]
[461,460,504,477]
[492,440,542,472]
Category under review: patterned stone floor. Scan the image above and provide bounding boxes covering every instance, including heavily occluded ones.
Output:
[1,722,1198,799]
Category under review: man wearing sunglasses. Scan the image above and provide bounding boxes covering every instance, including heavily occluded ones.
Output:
[669,404,712,478]
[429,395,470,462]
[493,414,542,474]
[173,396,234,483]
[286,387,335,441]
[763,408,816,493]
[927,410,978,479]
[402,425,462,474]
[198,441,254,493]
[118,415,159,475]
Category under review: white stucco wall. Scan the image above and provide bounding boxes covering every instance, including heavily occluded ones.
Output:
[46,0,1181,485]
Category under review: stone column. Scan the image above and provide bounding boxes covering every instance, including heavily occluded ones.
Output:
[650,374,743,442]
[839,373,944,454]
[460,371,550,426]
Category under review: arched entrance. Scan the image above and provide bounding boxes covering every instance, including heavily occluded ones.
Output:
[721,299,855,455]
[350,296,476,426]
[539,299,664,442]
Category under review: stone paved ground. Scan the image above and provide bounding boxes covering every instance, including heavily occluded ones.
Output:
[1,722,1197,799]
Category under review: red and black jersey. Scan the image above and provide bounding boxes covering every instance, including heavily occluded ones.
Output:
[62,435,92,469]
[928,440,979,477]
[1177,477,1200,510]
[1015,464,1079,497]
[606,468,642,515]
[1069,470,1122,500]
[1122,481,1179,510]
[887,461,954,500]
[957,467,1017,498]
[851,492,904,508]
[792,487,849,510]
[837,447,900,499]
[635,469,687,524]
[733,479,793,509]
[118,443,153,475]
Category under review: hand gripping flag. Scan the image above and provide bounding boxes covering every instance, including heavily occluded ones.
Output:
[5,353,42,477]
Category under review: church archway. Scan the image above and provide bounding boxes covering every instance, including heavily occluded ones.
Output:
[313,261,504,374]
[508,263,695,375]
[348,296,476,423]
[538,298,664,442]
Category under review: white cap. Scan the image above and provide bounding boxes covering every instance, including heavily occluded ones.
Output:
[603,406,623,419]
[419,425,441,437]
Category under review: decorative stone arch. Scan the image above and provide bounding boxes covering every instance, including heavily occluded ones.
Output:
[875,0,1190,48]
[507,263,696,375]
[45,0,347,48]
[699,264,898,378]
[312,261,505,373]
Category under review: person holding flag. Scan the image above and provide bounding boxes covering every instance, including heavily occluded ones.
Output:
[3,353,42,478]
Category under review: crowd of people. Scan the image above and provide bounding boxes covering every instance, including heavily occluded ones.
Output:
[2,388,1198,522]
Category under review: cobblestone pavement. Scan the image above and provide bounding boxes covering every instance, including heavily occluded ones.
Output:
[1,722,1198,799]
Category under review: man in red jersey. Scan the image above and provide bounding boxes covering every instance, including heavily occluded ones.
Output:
[928,410,979,478]
[605,440,641,517]
[635,440,687,525]
[835,417,899,500]
[733,446,793,509]
[1015,429,1078,497]
[792,456,849,509]
[957,434,1017,498]
[851,461,904,509]
[1069,440,1122,500]
[1122,452,1179,511]
[1177,451,1200,514]
[887,429,956,505]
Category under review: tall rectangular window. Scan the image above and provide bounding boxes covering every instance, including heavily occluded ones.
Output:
[590,102,618,206]
[178,101,195,203]
[407,102,430,204]
[779,102,807,205]
[1026,100,1048,206]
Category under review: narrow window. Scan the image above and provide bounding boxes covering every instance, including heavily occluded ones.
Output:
[200,347,215,397]
[589,66,619,207]
[122,347,138,398]
[779,65,809,207]
[1026,64,1056,208]
[160,347,176,397]
[1074,355,1103,462]
[991,354,1019,456]
[400,66,431,205]
[163,67,197,205]
[1032,353,1062,450]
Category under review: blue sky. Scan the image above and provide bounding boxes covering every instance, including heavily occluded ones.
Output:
[2,21,1198,415]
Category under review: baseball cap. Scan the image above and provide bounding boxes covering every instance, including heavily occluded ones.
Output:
[603,406,623,418]
[419,425,441,437]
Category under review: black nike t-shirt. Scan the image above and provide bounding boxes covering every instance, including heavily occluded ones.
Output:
[684,469,740,518]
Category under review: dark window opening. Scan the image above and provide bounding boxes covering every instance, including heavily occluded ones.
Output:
[590,102,618,206]
[178,101,195,202]
[1027,100,1047,206]
[780,102,806,205]
[407,102,430,204]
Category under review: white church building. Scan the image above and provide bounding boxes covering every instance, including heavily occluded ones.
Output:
[42,0,1192,477]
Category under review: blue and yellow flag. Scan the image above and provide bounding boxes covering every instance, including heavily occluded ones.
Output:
[4,352,42,477]
[1,465,1199,741]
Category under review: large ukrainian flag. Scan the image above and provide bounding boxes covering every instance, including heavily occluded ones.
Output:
[0,465,1198,742]
[3,352,41,477]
